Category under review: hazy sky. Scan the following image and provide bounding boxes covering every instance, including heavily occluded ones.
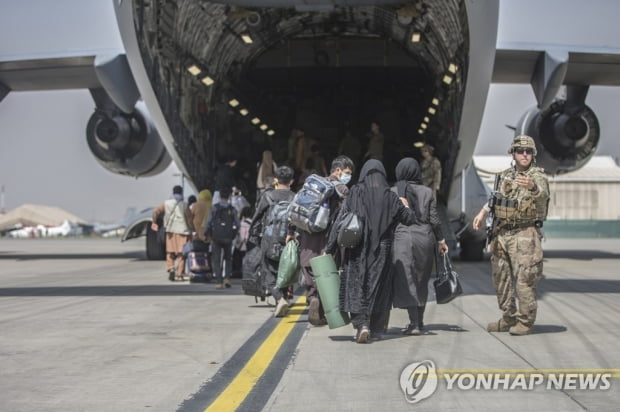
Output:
[1,0,620,222]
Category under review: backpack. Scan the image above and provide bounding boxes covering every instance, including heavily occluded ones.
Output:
[209,204,238,242]
[241,246,269,300]
[260,197,291,260]
[287,174,335,233]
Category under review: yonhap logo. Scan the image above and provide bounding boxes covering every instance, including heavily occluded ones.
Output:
[398,360,613,403]
[399,360,438,403]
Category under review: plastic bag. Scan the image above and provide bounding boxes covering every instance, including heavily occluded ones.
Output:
[276,240,301,288]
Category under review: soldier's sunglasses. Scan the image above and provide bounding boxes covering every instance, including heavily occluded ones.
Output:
[514,148,534,155]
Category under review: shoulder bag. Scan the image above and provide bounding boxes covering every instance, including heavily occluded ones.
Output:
[337,211,363,248]
[433,253,463,304]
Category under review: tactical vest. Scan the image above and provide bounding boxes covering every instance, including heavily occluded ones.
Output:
[493,166,549,224]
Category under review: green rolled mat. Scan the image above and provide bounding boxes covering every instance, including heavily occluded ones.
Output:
[309,254,350,329]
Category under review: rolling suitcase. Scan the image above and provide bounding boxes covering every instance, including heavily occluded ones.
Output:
[183,240,212,283]
[187,251,212,282]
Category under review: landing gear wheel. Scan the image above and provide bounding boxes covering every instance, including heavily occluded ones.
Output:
[460,239,485,261]
[146,224,166,260]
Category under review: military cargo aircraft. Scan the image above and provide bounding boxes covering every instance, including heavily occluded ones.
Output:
[2,0,620,260]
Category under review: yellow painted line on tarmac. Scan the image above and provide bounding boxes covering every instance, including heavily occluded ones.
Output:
[204,295,306,412]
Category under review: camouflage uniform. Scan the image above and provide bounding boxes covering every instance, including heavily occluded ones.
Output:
[421,156,441,192]
[489,137,550,333]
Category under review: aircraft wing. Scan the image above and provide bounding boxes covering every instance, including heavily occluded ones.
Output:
[0,53,103,92]
[493,42,620,87]
[0,51,140,112]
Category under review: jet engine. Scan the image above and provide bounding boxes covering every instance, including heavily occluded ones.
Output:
[86,103,171,177]
[516,99,599,175]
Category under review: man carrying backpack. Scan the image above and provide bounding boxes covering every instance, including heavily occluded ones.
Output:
[250,166,296,317]
[204,187,239,289]
[295,156,355,326]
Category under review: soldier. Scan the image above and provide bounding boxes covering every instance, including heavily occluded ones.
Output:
[420,144,441,197]
[472,135,550,336]
[363,121,385,161]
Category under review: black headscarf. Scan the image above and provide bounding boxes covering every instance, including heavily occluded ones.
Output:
[395,157,422,184]
[395,157,422,219]
[348,159,401,252]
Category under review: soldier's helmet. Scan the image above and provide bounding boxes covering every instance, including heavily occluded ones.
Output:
[508,135,537,156]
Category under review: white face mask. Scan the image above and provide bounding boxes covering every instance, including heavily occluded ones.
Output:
[339,173,352,185]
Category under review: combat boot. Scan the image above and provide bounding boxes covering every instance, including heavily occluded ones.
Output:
[487,318,516,332]
[509,322,532,336]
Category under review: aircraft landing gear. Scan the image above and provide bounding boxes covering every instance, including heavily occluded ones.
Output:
[459,238,485,261]
[145,224,166,260]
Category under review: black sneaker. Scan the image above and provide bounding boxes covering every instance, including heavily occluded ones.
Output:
[369,332,383,341]
[403,324,421,336]
[168,269,176,282]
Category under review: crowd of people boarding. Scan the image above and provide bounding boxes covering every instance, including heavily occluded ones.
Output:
[150,123,449,342]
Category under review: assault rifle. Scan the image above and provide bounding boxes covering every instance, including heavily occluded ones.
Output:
[485,174,501,248]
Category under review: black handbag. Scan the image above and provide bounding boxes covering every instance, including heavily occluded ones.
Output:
[337,211,363,248]
[433,253,463,304]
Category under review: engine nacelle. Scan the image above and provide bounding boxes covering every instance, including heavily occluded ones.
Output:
[516,100,599,175]
[86,103,171,177]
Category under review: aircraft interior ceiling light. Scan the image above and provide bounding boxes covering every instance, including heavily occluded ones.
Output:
[186,64,201,76]
[201,76,214,86]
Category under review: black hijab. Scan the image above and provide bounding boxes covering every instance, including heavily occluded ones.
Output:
[348,159,401,251]
[395,157,422,219]
[395,157,422,185]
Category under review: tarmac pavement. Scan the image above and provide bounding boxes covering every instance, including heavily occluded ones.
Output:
[0,237,618,411]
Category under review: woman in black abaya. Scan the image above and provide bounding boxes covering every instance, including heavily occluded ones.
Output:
[326,159,417,343]
[392,158,449,335]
